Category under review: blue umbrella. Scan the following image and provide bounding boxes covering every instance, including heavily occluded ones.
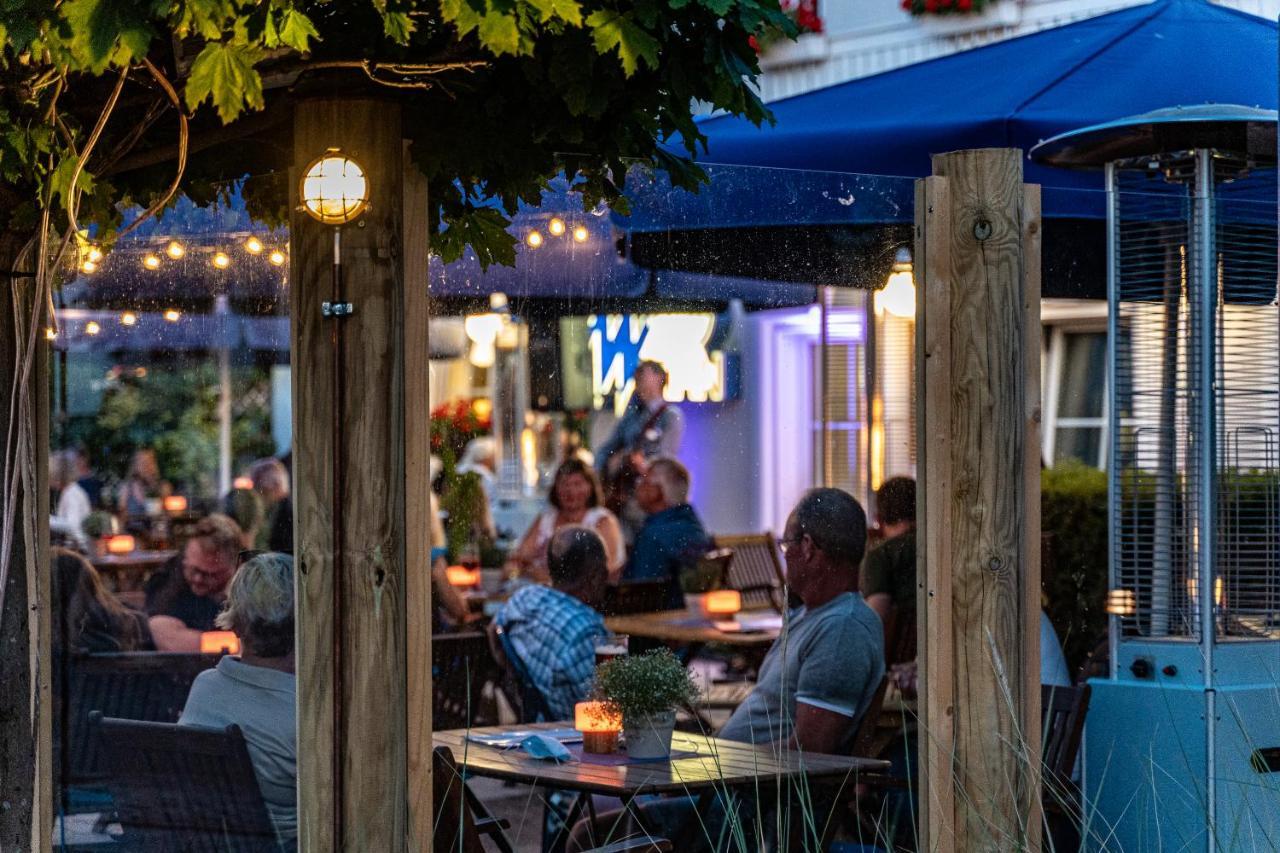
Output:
[624,0,1277,229]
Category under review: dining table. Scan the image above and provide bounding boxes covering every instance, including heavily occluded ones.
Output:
[435,721,888,849]
[604,609,782,647]
[91,549,176,593]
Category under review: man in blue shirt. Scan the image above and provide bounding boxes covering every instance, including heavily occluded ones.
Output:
[625,458,710,610]
[493,526,609,719]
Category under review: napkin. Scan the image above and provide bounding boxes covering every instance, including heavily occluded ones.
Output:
[521,733,573,763]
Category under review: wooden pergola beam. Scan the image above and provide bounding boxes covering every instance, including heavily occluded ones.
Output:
[290,97,431,853]
[916,148,1042,852]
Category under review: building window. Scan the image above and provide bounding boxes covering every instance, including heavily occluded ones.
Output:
[1044,325,1107,468]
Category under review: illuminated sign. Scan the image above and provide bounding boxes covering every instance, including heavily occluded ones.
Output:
[588,313,728,415]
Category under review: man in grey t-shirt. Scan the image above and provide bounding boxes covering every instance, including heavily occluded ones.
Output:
[719,488,885,754]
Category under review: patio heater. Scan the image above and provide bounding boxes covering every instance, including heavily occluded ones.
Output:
[1033,105,1280,852]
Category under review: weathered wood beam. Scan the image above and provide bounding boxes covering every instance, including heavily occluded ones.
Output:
[916,148,1042,852]
[291,97,430,852]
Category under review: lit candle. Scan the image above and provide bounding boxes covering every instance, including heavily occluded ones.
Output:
[233,476,254,490]
[703,589,742,616]
[574,701,621,754]
[200,631,241,655]
[106,535,135,555]
[445,566,481,587]
[163,495,188,513]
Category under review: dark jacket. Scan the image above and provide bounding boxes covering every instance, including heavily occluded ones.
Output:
[624,503,711,610]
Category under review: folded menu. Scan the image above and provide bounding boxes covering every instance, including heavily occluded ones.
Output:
[465,728,583,749]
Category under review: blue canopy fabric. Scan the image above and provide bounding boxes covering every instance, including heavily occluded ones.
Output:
[626,0,1277,227]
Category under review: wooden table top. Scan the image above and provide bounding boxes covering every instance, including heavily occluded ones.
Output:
[435,722,886,797]
[90,550,176,571]
[605,610,781,647]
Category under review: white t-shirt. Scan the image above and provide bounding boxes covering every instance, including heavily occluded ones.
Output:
[54,483,92,547]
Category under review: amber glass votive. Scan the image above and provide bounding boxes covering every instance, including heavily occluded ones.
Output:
[575,701,621,754]
[702,589,742,616]
[106,534,136,555]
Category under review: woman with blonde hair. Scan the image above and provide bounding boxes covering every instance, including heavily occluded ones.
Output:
[180,552,297,848]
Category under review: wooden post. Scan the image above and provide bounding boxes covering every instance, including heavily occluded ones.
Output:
[915,148,1042,852]
[0,239,52,853]
[291,97,431,852]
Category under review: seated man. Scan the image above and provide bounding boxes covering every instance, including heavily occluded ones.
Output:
[860,476,916,625]
[625,457,710,610]
[492,526,609,719]
[180,552,297,849]
[719,487,885,754]
[145,513,241,651]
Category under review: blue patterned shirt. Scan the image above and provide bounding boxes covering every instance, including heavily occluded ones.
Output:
[495,584,607,719]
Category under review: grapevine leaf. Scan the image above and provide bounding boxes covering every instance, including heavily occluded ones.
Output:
[586,10,658,76]
[382,10,415,43]
[477,11,519,56]
[184,41,266,123]
[434,207,517,268]
[277,8,319,52]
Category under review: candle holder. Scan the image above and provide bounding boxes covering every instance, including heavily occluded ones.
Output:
[445,566,482,587]
[575,701,621,754]
[162,495,188,514]
[106,534,136,555]
[702,589,742,617]
[200,631,241,655]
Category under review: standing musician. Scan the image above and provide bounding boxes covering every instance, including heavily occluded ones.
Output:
[595,360,684,539]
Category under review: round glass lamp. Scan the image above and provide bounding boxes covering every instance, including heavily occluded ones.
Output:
[300,150,370,225]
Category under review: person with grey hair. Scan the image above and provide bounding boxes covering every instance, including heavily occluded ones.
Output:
[491,526,609,718]
[180,552,297,847]
[624,457,710,610]
[250,457,293,554]
[718,488,883,753]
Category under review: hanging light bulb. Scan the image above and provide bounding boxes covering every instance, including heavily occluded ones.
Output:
[572,225,589,243]
[163,309,181,322]
[548,217,566,237]
[244,236,264,255]
[86,246,104,264]
[45,328,57,341]
[165,241,185,259]
[875,247,916,319]
[80,260,97,274]
[143,254,161,270]
[268,250,286,266]
[212,252,230,269]
[85,321,101,336]
[120,312,138,327]
[526,230,543,249]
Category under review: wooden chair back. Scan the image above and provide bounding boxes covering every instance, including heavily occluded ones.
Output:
[432,631,501,731]
[712,533,786,613]
[683,547,734,594]
[1041,683,1092,791]
[433,746,487,853]
[60,652,220,786]
[848,674,891,759]
[90,712,280,853]
[603,579,669,616]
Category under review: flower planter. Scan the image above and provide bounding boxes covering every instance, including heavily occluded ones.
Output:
[623,710,676,759]
[760,32,830,69]
[916,1,1021,36]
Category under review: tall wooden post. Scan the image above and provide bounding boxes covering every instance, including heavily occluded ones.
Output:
[915,148,1042,852]
[291,97,432,852]
[0,240,51,853]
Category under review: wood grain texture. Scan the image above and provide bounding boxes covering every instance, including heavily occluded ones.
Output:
[292,98,420,853]
[918,150,1040,851]
[605,611,780,647]
[916,175,955,853]
[402,141,433,852]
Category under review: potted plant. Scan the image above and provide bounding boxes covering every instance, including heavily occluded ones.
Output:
[594,649,700,759]
[81,511,119,556]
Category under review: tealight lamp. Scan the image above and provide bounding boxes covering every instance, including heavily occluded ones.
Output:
[233,476,254,490]
[703,589,742,617]
[200,631,241,655]
[1105,588,1137,617]
[106,535,136,555]
[574,701,621,754]
[445,566,481,587]
[163,495,188,513]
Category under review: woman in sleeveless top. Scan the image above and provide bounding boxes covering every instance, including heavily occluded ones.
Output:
[505,459,624,584]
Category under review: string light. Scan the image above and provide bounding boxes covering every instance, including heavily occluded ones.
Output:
[86,246,104,263]
[80,260,97,274]
[163,309,181,322]
[45,328,56,341]
[120,312,138,327]
[212,252,230,269]
[548,218,566,236]
[85,321,100,336]
[526,230,543,249]
[165,241,185,259]
[268,250,286,266]
[244,236,264,254]
[143,254,161,270]
[572,225,589,243]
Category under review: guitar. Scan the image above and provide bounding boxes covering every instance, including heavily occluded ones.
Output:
[601,402,668,516]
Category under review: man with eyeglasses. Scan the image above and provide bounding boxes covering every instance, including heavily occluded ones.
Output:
[145,513,243,651]
[719,487,884,754]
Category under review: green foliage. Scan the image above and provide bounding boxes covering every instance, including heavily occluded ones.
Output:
[593,648,700,719]
[1041,460,1108,674]
[0,0,799,268]
[81,510,118,539]
[439,470,491,559]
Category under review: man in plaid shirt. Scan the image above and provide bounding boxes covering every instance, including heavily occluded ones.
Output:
[494,526,609,719]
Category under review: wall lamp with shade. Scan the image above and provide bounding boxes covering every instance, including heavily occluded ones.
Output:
[875,247,916,319]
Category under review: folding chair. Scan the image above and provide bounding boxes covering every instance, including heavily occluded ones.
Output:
[712,533,787,613]
[432,631,502,730]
